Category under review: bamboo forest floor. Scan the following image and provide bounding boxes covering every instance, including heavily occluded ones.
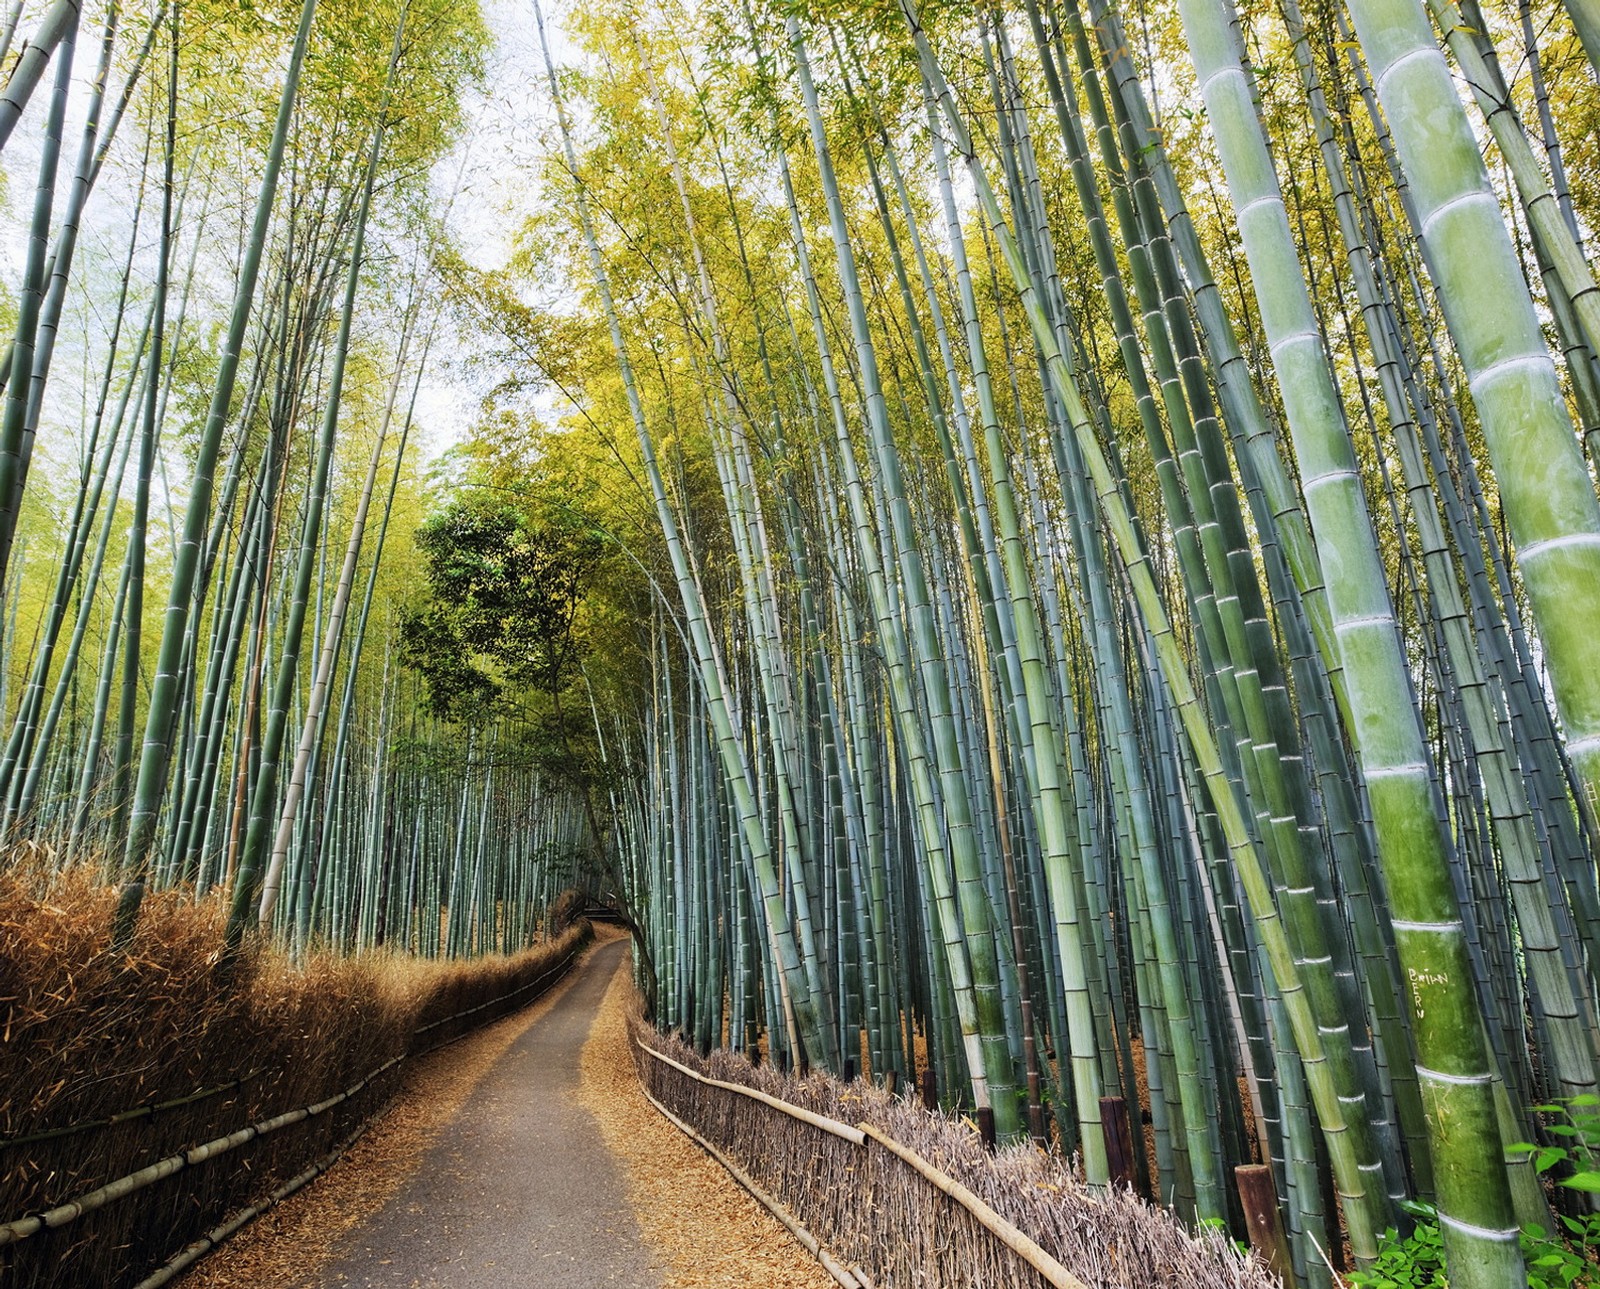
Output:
[576,946,836,1289]
[179,930,833,1289]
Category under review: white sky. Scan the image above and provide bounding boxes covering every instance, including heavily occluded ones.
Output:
[407,0,577,469]
[0,0,583,516]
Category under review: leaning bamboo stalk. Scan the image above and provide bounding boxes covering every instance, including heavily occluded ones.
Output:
[114,0,321,937]
[0,17,75,594]
[0,0,79,156]
[0,1,23,77]
[921,86,1105,1173]
[634,35,835,1062]
[1173,0,1533,1264]
[0,4,142,590]
[775,15,1014,1124]
[1342,0,1600,867]
[110,5,178,848]
[257,15,410,931]
[0,16,121,799]
[1282,0,1599,1114]
[226,65,393,946]
[533,0,830,1068]
[906,0,1382,1254]
[1427,0,1600,368]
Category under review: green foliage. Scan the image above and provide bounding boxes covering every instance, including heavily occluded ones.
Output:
[399,496,602,722]
[1513,1095,1600,1196]
[1350,1208,1600,1289]
[176,0,486,174]
[1353,1098,1600,1289]
[1522,1220,1600,1289]
[1349,1208,1447,1288]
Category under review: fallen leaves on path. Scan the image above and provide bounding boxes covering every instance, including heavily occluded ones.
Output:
[577,954,836,1289]
[179,934,619,1289]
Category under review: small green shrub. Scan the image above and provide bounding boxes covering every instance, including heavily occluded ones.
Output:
[1347,1202,1445,1289]
[1347,1207,1600,1289]
[1350,1096,1600,1288]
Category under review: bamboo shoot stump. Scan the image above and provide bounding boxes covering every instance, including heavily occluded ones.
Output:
[1099,1096,1139,1195]
[1235,1164,1296,1286]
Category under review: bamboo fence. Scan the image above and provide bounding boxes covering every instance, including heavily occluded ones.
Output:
[632,1018,1277,1289]
[0,923,592,1289]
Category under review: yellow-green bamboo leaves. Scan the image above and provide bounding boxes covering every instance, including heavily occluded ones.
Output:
[533,0,835,1071]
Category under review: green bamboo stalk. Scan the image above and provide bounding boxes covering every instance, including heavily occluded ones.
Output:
[533,0,831,1068]
[1174,0,1518,1271]
[908,2,1380,1256]
[114,0,320,939]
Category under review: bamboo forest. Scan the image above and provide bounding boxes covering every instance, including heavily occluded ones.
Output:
[5,0,1600,1283]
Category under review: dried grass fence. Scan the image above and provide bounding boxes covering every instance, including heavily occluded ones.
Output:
[632,1016,1280,1289]
[0,870,592,1289]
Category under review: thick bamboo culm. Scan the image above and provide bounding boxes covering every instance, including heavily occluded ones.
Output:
[8,0,1600,1283]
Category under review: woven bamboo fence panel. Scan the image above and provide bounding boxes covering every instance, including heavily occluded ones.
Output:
[633,1020,1278,1289]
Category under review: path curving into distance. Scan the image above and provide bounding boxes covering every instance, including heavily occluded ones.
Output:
[318,937,659,1288]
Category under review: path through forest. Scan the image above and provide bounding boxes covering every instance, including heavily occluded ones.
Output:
[318,937,658,1288]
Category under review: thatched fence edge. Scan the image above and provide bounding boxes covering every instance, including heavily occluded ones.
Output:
[631,1019,1281,1289]
[1,920,594,1288]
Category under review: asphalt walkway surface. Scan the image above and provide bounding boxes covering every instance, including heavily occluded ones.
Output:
[319,938,660,1288]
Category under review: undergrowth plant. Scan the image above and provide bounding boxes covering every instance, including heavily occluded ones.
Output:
[1351,1097,1600,1287]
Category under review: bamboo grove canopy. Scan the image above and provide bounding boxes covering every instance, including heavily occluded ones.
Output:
[6,0,1600,1284]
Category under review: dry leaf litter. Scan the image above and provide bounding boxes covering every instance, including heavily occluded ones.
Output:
[178,931,618,1289]
[577,950,836,1289]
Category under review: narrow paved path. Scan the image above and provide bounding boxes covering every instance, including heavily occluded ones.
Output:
[319,939,659,1288]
